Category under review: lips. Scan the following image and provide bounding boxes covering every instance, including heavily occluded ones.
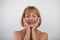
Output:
[27,22,35,24]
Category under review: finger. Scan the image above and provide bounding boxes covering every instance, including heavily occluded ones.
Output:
[23,18,30,28]
[23,18,27,27]
[34,17,39,28]
[23,18,26,24]
[36,18,39,24]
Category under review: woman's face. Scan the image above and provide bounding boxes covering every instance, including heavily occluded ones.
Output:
[24,12,39,27]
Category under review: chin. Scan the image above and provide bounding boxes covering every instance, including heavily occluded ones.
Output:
[29,25,34,27]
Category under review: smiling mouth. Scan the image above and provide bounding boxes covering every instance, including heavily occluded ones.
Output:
[27,22,35,25]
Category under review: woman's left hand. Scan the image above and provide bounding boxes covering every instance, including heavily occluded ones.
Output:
[32,17,39,30]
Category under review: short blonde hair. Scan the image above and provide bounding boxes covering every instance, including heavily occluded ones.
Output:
[21,6,41,27]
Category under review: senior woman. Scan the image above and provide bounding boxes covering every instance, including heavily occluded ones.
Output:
[14,6,48,40]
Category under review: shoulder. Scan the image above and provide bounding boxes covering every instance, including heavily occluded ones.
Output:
[14,29,25,36]
[41,32,48,38]
[37,30,48,40]
[40,31,48,40]
[14,31,21,37]
[14,31,20,35]
[14,29,25,40]
[37,30,48,37]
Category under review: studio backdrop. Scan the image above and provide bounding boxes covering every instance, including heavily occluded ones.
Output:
[0,0,60,40]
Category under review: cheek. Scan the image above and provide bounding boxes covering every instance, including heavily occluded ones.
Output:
[25,18,29,22]
[34,18,38,22]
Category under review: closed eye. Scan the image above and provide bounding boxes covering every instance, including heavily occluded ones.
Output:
[33,15,36,17]
[26,15,30,17]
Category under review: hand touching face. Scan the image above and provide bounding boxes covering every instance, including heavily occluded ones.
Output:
[32,17,40,29]
[23,18,30,30]
[24,13,38,27]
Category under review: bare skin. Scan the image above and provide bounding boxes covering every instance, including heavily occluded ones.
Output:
[14,18,48,40]
[14,13,48,40]
[14,29,48,40]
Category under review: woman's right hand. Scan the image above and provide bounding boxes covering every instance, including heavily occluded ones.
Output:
[23,18,30,30]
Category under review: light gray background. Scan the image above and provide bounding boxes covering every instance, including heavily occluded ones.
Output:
[0,0,60,40]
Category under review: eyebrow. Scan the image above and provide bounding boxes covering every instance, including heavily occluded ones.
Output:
[27,13,36,16]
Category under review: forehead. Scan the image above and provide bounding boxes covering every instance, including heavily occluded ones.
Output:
[25,9,38,15]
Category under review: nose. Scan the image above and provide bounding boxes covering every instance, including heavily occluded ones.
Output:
[29,17,33,21]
